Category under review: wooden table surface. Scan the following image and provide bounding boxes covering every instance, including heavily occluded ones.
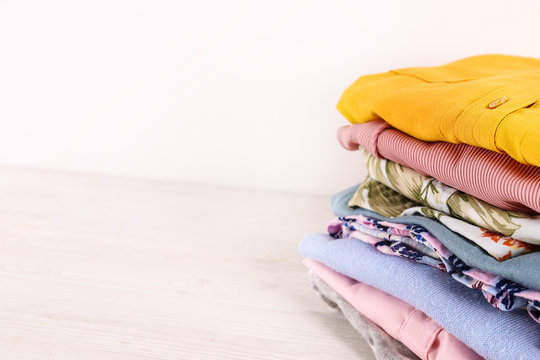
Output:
[0,167,375,359]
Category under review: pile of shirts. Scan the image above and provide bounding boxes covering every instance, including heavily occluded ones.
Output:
[299,54,540,360]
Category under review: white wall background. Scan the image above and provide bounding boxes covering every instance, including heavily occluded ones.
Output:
[0,0,539,195]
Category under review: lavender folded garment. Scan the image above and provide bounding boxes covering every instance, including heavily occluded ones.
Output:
[337,119,540,214]
[298,233,540,360]
[307,260,481,360]
[332,184,540,292]
[310,272,420,360]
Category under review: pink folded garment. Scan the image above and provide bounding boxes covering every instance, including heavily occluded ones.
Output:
[338,119,540,214]
[304,258,482,360]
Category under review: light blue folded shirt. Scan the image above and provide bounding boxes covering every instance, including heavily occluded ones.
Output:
[299,233,540,360]
[332,184,540,291]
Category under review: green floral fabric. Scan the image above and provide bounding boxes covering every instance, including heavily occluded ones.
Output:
[349,177,418,217]
[358,148,540,245]
[349,176,539,260]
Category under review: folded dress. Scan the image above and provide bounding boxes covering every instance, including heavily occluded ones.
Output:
[299,233,540,360]
[332,185,540,292]
[338,119,540,213]
[326,214,540,322]
[310,271,420,360]
[337,54,540,166]
[307,259,482,360]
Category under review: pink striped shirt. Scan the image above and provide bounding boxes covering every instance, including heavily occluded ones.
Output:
[338,120,540,214]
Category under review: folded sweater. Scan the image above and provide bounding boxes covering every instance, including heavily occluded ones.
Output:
[299,233,540,360]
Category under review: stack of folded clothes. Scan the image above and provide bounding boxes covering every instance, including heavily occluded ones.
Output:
[299,54,540,360]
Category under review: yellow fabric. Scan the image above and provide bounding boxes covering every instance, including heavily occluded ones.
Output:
[337,54,540,166]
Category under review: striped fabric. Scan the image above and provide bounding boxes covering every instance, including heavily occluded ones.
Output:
[338,120,540,214]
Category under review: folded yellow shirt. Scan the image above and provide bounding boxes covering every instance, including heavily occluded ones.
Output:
[337,54,540,166]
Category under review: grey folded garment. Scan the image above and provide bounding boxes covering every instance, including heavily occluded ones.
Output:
[310,272,419,360]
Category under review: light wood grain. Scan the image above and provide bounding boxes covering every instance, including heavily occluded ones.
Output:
[0,167,375,359]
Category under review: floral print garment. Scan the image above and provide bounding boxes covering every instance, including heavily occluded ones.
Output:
[328,215,540,324]
[360,147,540,244]
[349,176,539,260]
[402,206,539,261]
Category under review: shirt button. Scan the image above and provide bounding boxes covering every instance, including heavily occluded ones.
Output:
[488,96,509,109]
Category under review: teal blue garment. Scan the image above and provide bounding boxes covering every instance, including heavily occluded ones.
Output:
[299,233,540,360]
[332,185,540,291]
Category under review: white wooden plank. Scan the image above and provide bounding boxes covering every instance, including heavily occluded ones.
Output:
[0,167,375,359]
